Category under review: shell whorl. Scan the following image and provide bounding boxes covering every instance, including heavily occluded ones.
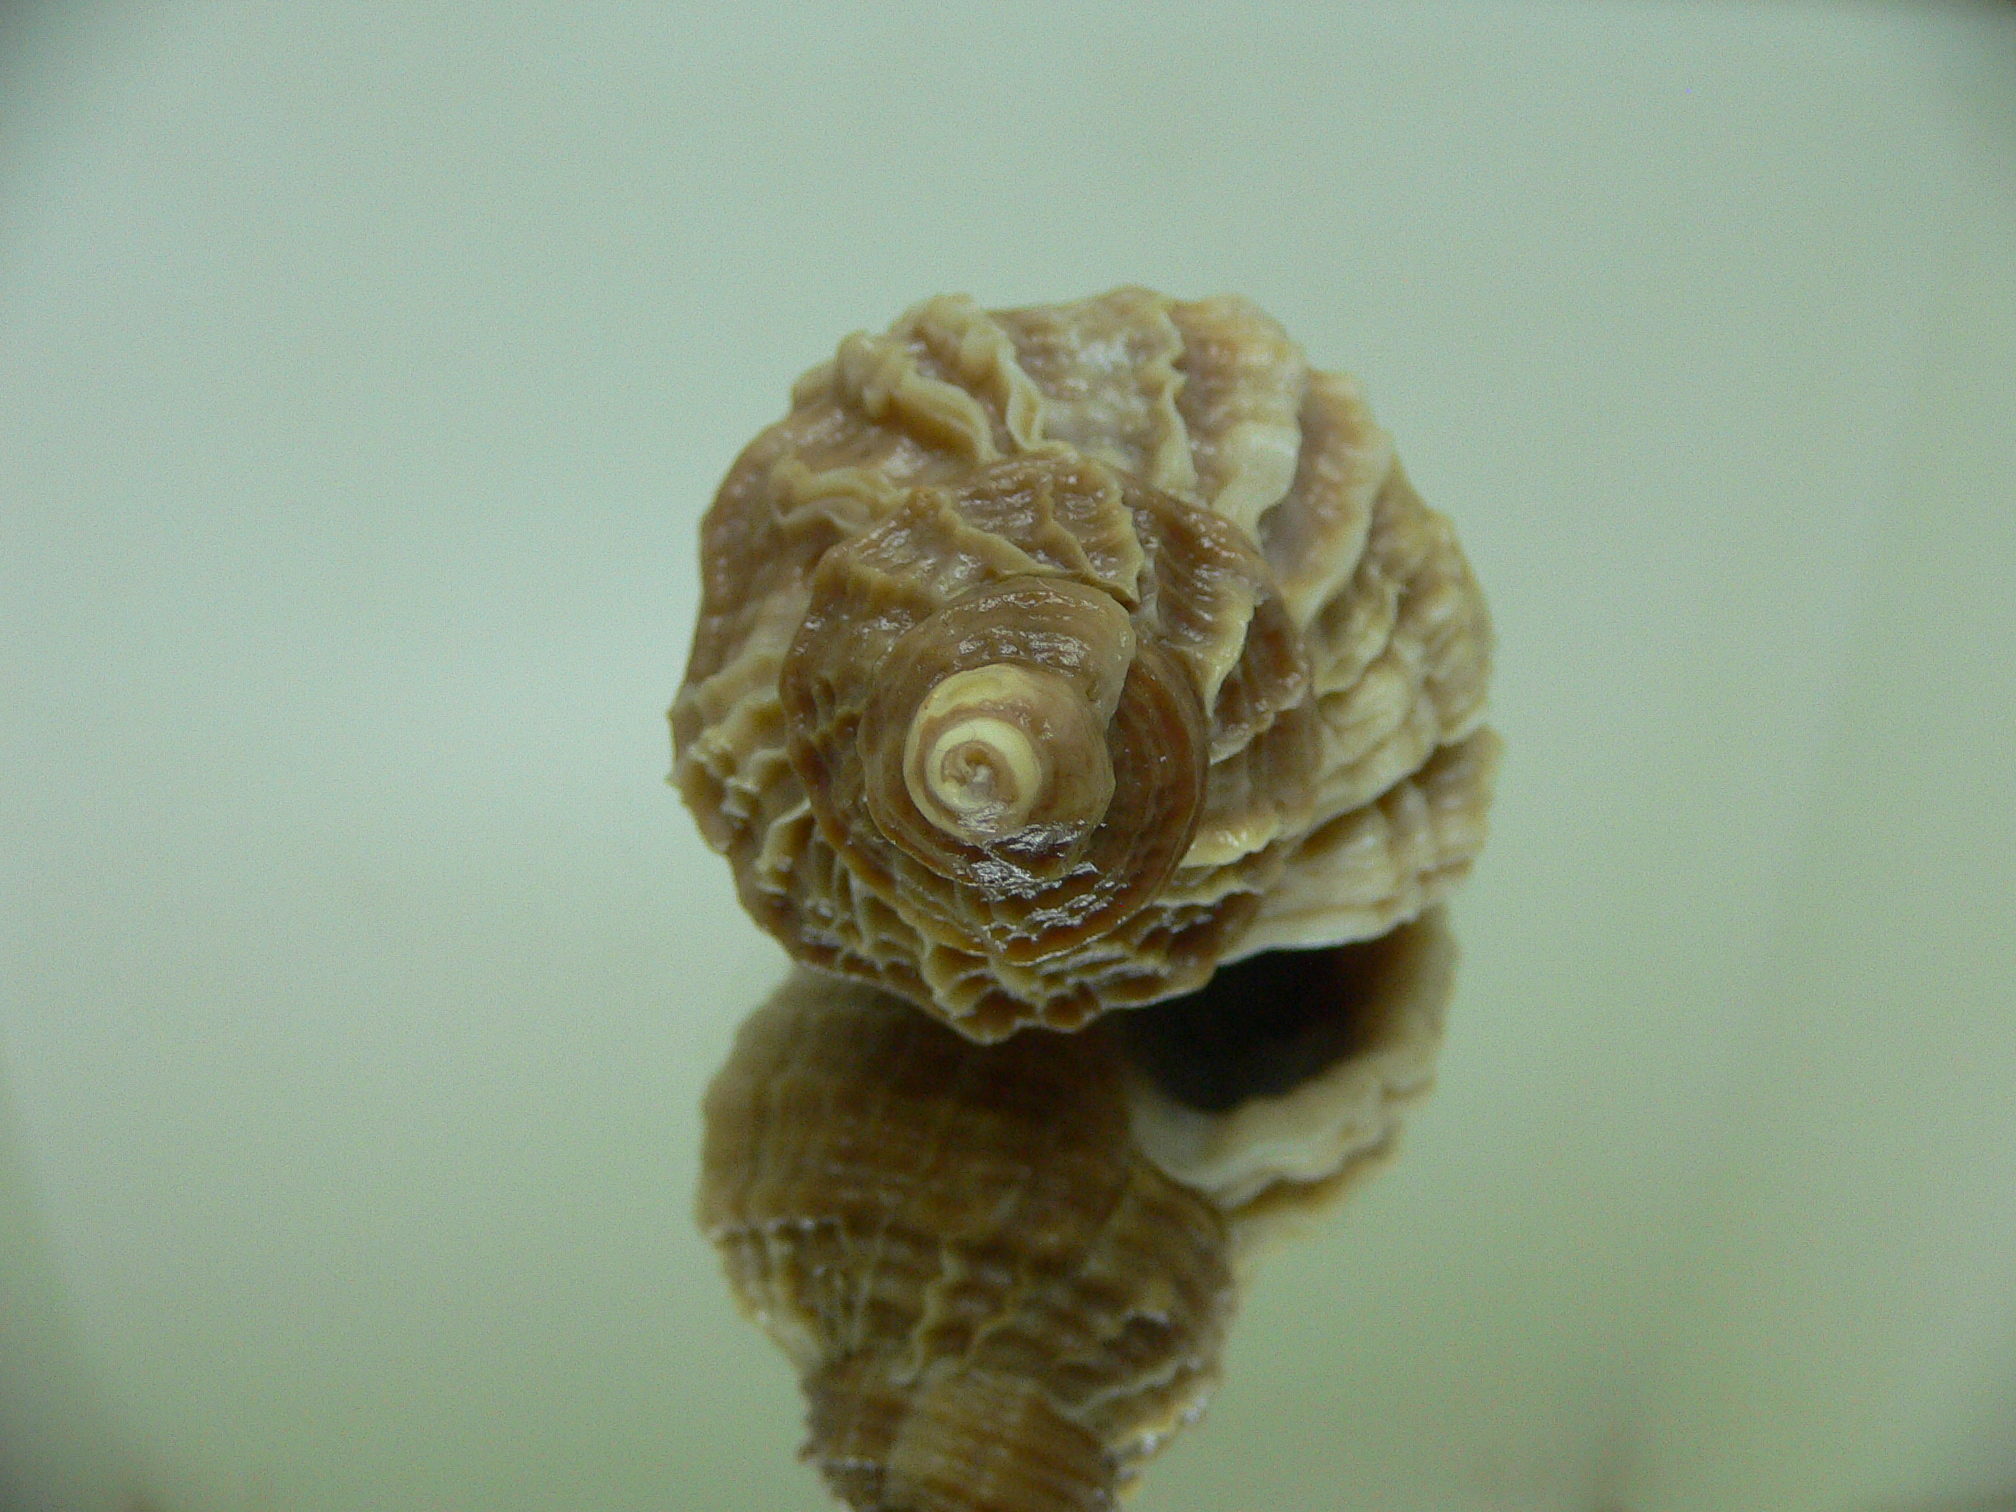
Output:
[672,288,1498,1040]
[855,571,1143,880]
[900,661,1113,846]
[775,457,1247,1036]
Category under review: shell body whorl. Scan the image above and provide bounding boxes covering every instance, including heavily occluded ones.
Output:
[673,288,1497,1039]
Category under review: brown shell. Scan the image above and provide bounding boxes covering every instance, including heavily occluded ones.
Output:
[698,969,1235,1512]
[672,288,1497,1040]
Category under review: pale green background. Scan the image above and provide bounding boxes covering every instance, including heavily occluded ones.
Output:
[3,4,2014,1510]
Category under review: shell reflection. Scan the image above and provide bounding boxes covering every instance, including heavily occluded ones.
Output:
[697,912,1456,1511]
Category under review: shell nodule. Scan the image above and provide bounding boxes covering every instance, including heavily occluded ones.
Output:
[672,288,1498,1041]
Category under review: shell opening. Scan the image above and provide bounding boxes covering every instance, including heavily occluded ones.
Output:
[902,663,1114,847]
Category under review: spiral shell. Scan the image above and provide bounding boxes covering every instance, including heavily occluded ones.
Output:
[673,288,1497,1039]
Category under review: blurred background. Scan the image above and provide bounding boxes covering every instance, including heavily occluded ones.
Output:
[3,3,2013,1509]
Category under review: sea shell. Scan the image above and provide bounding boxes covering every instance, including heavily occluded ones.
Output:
[672,287,1497,1040]
[696,920,1458,1510]
[698,969,1236,1512]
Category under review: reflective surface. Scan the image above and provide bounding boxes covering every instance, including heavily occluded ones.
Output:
[693,918,1453,1512]
[697,970,1236,1512]
[4,5,2015,1511]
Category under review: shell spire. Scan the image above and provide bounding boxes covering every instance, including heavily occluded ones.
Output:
[672,289,1498,1040]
